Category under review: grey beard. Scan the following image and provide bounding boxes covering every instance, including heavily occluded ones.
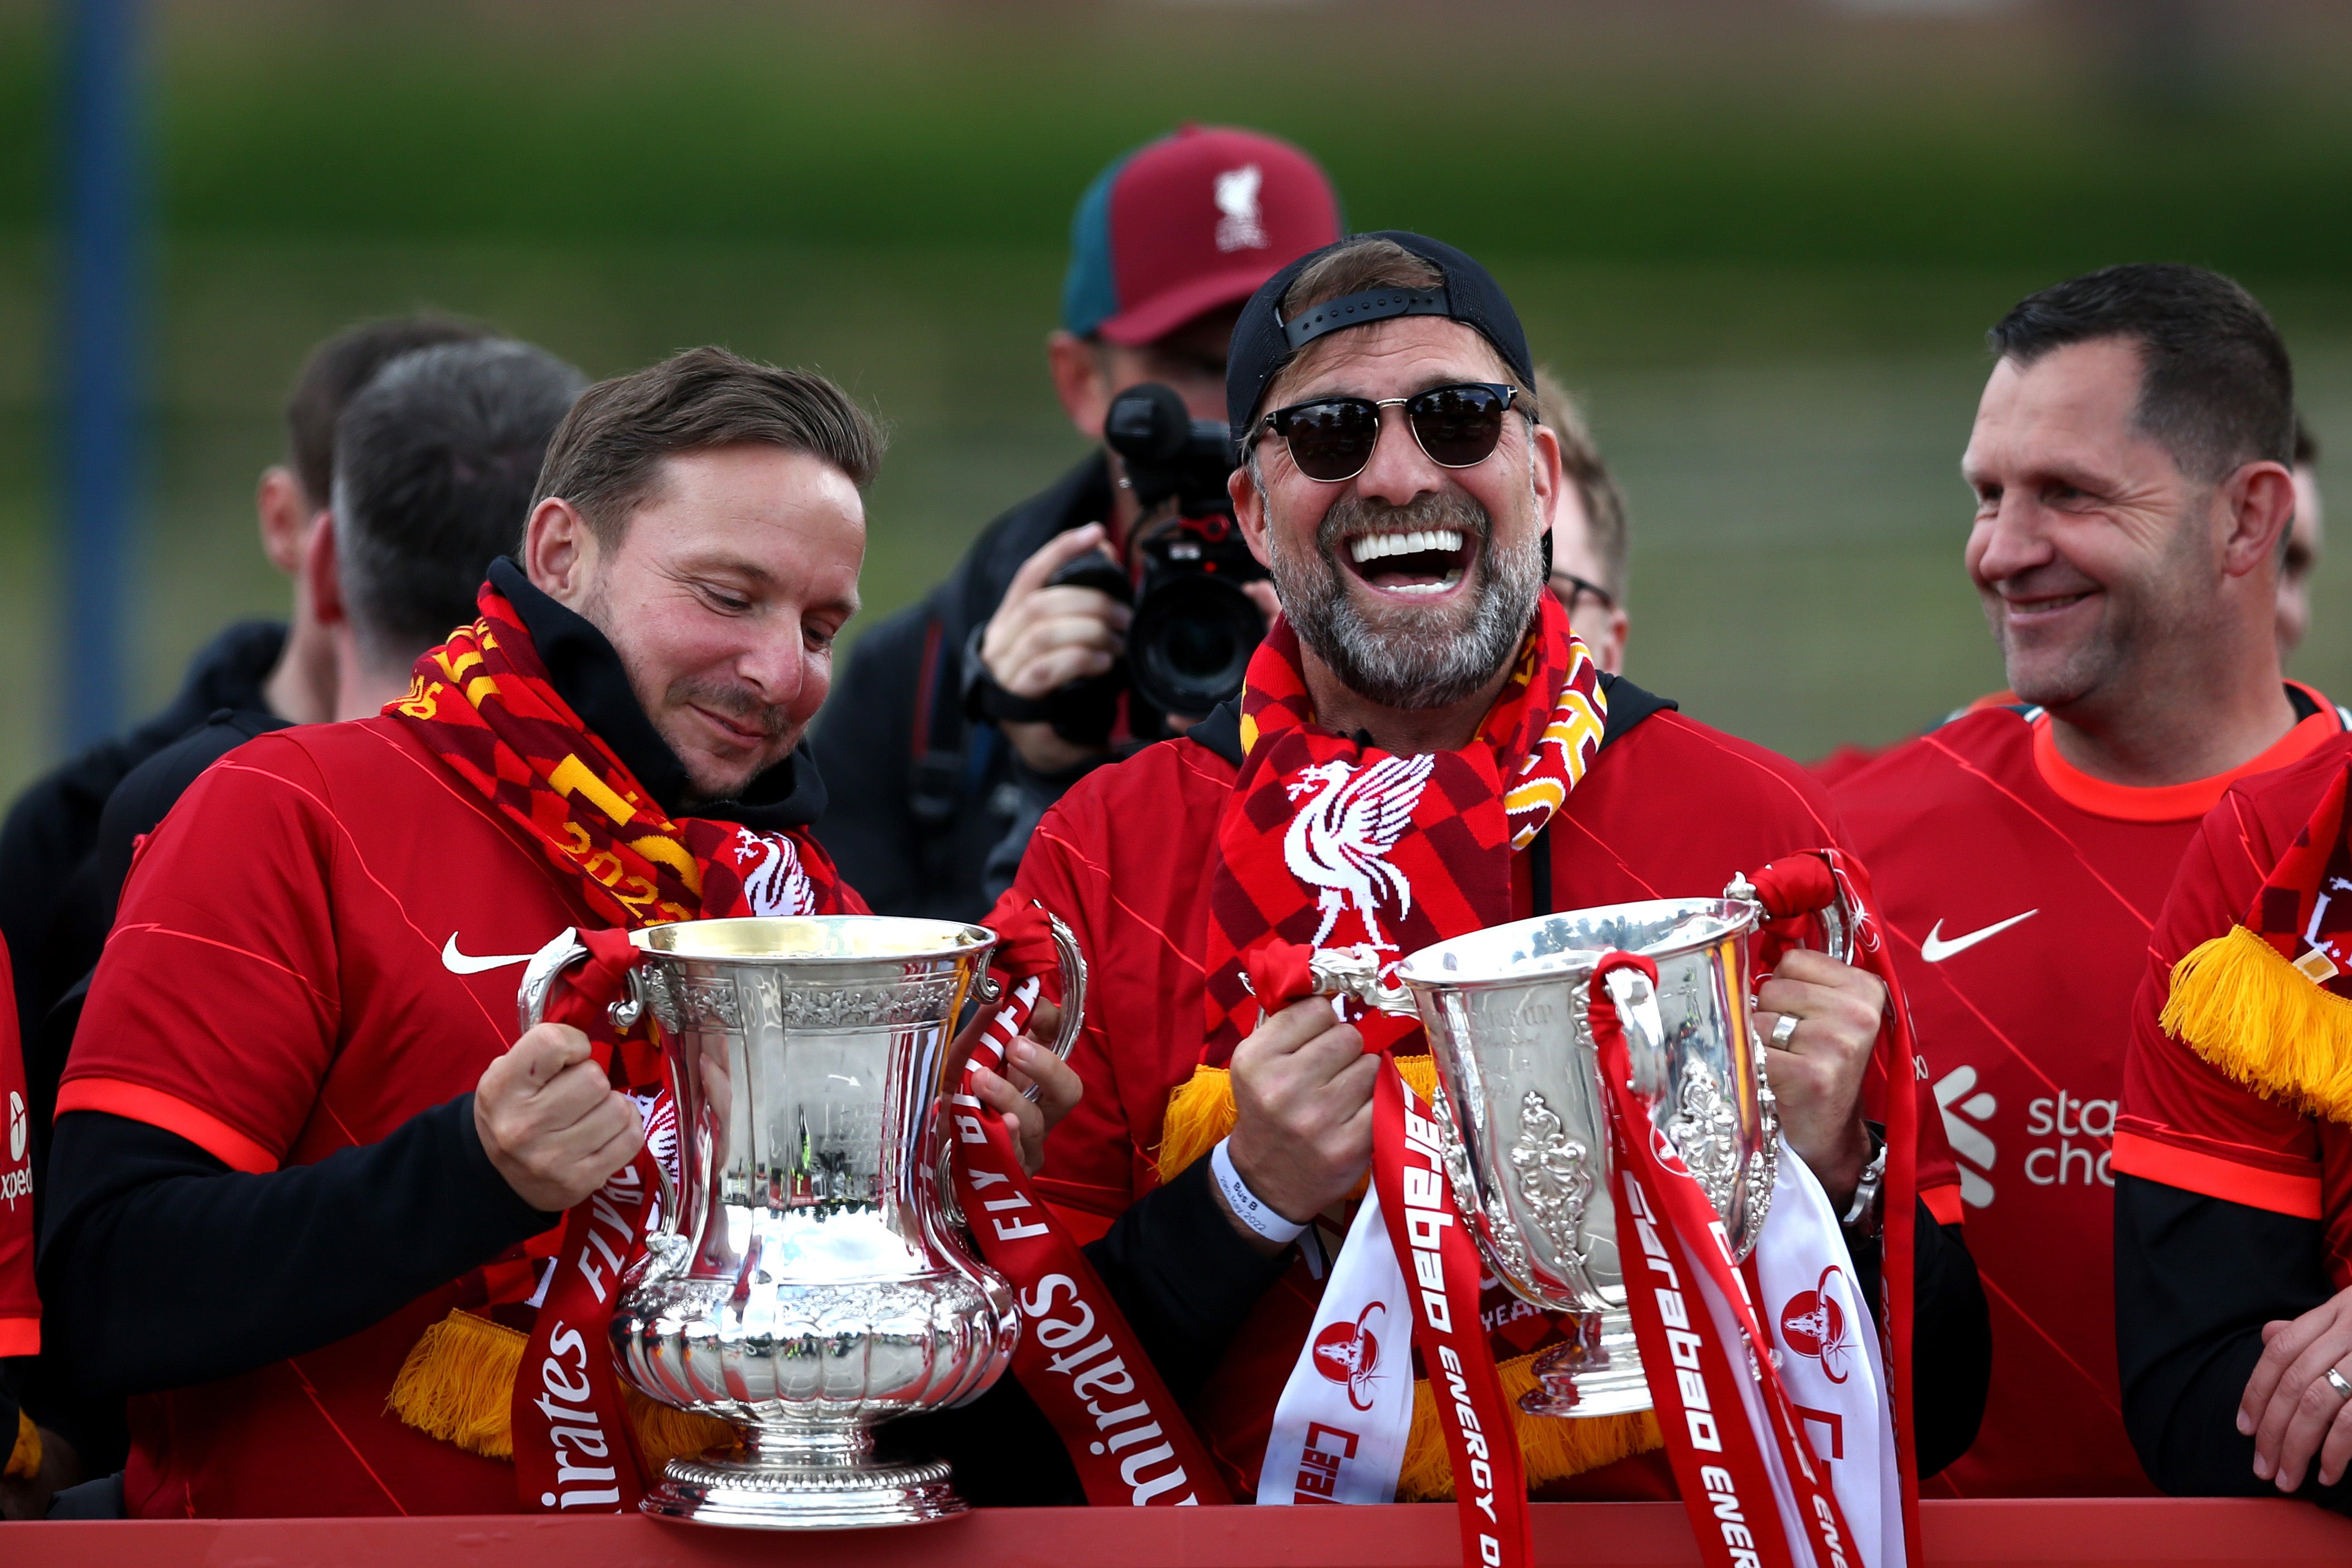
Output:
[1270,489,1545,713]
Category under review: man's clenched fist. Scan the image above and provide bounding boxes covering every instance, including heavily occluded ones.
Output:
[1750,947,1886,1211]
[1223,997,1377,1250]
[476,1022,645,1213]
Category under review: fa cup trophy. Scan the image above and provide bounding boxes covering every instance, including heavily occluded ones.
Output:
[524,913,1081,1528]
[1314,892,1783,1416]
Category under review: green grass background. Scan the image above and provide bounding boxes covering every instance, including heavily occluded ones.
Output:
[3,1,2352,797]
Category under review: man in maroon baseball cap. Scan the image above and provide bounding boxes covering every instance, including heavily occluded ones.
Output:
[814,125,1342,923]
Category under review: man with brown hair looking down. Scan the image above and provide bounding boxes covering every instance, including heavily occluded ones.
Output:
[38,347,1069,1518]
[1000,231,1987,1504]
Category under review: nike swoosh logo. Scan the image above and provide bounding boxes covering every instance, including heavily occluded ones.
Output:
[441,935,538,975]
[1919,909,2039,963]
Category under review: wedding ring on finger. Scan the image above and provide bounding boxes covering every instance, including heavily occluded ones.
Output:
[2327,1367,2352,1404]
[1770,1013,1800,1048]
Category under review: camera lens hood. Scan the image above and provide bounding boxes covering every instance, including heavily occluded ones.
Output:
[1128,573,1265,719]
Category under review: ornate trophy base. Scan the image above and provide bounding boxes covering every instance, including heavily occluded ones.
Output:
[1518,1309,1652,1419]
[641,1435,967,1530]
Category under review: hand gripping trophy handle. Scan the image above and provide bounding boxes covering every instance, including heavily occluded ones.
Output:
[1295,943,1416,1016]
[1726,855,1853,965]
[515,927,677,1227]
[966,907,1088,1099]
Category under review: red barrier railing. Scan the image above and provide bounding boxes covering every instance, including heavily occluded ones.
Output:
[8,1498,2351,1567]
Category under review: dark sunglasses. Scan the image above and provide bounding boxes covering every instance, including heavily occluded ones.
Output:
[1260,382,1520,483]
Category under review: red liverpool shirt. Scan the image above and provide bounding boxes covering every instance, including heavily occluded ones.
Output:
[1018,701,1950,1497]
[1834,689,2346,1498]
[59,718,617,1518]
[1,940,35,1361]
[2118,732,2352,1281]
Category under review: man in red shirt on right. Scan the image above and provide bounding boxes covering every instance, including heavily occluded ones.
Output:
[1835,262,2335,1497]
[2117,723,2352,1512]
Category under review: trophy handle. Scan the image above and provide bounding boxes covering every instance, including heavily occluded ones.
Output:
[1303,945,1418,1015]
[1041,911,1087,1064]
[1002,910,1089,1105]
[1724,864,1851,965]
[516,926,654,1034]
[512,928,677,1229]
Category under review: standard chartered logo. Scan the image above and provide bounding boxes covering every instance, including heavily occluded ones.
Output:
[1934,1066,1996,1209]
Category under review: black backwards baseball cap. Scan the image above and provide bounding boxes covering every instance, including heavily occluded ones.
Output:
[1225,230,1536,437]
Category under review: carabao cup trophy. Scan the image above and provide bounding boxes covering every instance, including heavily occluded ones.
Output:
[531,914,1080,1528]
[1314,893,1780,1417]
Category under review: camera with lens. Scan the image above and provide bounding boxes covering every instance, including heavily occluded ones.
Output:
[1042,383,1269,729]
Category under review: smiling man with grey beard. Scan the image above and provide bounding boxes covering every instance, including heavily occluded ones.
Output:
[1267,482,1543,713]
[990,231,1987,1506]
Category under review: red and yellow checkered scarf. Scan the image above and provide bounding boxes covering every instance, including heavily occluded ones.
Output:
[1199,588,1606,1064]
[390,579,863,940]
[2163,756,2352,1122]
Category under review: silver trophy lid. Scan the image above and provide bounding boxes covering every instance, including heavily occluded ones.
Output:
[632,914,993,964]
[1393,897,1756,992]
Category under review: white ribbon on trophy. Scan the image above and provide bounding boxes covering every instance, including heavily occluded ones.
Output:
[1257,1179,1416,1504]
[1257,1133,1905,1568]
[1752,1135,1905,1568]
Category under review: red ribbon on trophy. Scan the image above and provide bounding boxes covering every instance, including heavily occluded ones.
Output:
[1240,940,1531,1567]
[510,927,661,1514]
[1588,948,1859,1568]
[1744,850,1923,1557]
[1371,1064,1533,1568]
[946,901,1232,1507]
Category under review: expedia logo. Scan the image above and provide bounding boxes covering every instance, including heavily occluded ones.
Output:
[1,1091,27,1207]
[1311,1302,1386,1412]
[1934,1065,1996,1208]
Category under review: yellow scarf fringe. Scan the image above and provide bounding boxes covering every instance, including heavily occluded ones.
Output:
[1160,1056,1655,1494]
[6,1407,38,1481]
[1156,1054,1443,1181]
[2161,925,2352,1124]
[1400,1357,1661,1500]
[388,1308,737,1470]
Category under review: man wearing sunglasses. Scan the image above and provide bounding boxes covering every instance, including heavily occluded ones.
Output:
[998,231,1986,1504]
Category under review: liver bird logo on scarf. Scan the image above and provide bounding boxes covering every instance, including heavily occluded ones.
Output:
[1199,594,1605,1063]
[1283,754,1434,952]
[723,825,818,917]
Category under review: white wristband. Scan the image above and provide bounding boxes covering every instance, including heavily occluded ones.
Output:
[1211,1137,1306,1245]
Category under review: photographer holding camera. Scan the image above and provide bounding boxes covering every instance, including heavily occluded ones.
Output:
[814,126,1340,919]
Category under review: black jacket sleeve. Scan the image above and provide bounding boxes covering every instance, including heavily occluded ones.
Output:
[38,1102,556,1398]
[810,606,932,918]
[1843,1201,1991,1478]
[2115,1172,2352,1511]
[1080,1155,1296,1402]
